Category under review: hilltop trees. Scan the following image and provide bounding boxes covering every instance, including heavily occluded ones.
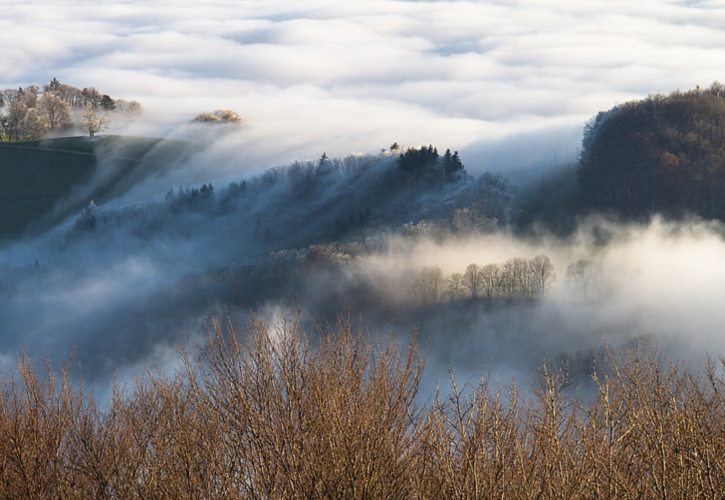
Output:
[38,93,72,130]
[192,109,244,125]
[81,104,108,137]
[442,148,464,180]
[579,82,725,219]
[398,145,439,174]
[20,107,46,140]
[0,78,141,141]
[396,145,466,184]
[2,100,27,140]
[0,98,49,141]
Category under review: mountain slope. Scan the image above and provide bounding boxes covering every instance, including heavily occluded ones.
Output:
[0,136,186,239]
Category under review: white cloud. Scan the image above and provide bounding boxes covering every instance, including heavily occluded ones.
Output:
[3,0,725,169]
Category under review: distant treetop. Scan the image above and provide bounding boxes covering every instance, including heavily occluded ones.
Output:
[192,109,244,125]
[396,144,465,184]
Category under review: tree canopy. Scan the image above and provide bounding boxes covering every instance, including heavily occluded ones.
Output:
[579,82,725,219]
[396,145,465,185]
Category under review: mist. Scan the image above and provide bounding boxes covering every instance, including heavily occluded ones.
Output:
[5,0,725,388]
[2,135,724,393]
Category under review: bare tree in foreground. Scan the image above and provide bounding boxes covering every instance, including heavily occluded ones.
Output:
[0,317,722,498]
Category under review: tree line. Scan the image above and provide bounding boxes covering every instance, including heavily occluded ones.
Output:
[405,255,555,304]
[0,78,142,141]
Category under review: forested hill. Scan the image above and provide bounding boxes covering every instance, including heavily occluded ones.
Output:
[69,146,513,256]
[578,83,725,219]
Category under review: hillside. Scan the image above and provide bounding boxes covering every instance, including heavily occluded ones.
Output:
[0,145,520,376]
[65,148,513,256]
[578,83,725,219]
[0,136,186,239]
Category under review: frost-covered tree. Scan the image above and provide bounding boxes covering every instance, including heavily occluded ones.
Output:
[38,93,72,130]
[192,109,244,125]
[464,263,481,298]
[81,104,108,137]
[20,107,47,139]
[5,100,27,140]
[444,273,468,300]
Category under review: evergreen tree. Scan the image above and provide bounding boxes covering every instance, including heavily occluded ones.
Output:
[100,94,116,111]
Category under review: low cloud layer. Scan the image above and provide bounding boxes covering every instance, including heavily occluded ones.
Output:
[3,1,725,397]
[2,149,724,391]
[3,1,725,168]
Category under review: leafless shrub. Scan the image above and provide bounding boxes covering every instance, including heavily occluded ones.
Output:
[0,318,722,498]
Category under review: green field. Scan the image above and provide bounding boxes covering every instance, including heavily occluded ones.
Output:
[0,136,186,240]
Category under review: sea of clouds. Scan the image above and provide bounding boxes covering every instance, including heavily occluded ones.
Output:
[3,0,725,172]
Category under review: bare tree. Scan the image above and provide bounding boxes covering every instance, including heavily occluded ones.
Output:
[499,258,529,297]
[81,104,108,137]
[6,100,27,140]
[0,317,720,497]
[38,93,72,131]
[529,255,555,296]
[566,259,602,297]
[21,84,40,108]
[20,108,47,140]
[406,266,444,304]
[54,83,84,108]
[444,273,468,300]
[464,263,481,298]
[479,263,500,298]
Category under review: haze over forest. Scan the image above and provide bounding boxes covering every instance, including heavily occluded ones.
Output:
[0,2,724,497]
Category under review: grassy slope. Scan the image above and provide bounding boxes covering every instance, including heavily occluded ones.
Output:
[0,135,185,239]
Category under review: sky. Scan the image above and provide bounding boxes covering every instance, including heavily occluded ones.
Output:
[2,0,725,170]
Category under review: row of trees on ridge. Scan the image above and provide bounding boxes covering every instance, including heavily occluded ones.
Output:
[397,144,465,183]
[0,78,142,140]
